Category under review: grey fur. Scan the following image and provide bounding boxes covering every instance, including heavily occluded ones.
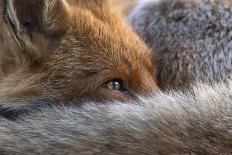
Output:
[129,0,232,89]
[1,1,232,155]
[0,81,232,155]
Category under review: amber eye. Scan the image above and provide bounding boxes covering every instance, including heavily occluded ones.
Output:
[102,79,127,92]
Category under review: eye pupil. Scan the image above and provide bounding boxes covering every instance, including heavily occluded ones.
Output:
[111,81,120,90]
[102,79,127,92]
[107,81,120,91]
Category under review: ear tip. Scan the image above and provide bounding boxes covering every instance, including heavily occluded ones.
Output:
[4,0,20,30]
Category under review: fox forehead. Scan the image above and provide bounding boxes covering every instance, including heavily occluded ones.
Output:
[54,7,153,72]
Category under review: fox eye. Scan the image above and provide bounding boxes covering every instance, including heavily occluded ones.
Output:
[102,79,127,92]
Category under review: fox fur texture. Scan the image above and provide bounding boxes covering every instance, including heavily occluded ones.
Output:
[129,0,232,89]
[0,0,158,102]
[0,0,232,155]
[0,80,232,155]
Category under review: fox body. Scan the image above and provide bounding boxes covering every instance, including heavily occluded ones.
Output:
[129,0,232,89]
[1,80,232,155]
[0,0,158,102]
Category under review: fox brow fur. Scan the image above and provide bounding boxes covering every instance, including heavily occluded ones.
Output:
[0,80,232,155]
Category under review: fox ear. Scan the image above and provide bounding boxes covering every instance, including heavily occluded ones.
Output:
[7,0,43,37]
[7,0,71,37]
[2,0,71,67]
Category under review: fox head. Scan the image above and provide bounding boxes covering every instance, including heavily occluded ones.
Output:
[0,0,158,102]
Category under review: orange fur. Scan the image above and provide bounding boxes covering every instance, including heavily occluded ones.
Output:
[0,0,158,102]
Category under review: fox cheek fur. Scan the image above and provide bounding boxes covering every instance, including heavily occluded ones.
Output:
[0,0,159,102]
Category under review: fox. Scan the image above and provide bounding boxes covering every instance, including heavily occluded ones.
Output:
[0,80,232,155]
[1,0,232,155]
[0,0,158,104]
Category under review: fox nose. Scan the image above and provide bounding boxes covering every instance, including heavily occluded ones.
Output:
[138,77,159,93]
[143,79,159,92]
[130,71,159,94]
